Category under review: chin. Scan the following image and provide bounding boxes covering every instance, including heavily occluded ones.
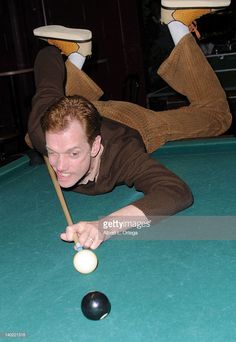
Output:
[58,179,77,189]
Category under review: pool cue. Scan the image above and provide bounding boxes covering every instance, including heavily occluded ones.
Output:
[43,156,82,251]
[24,134,82,250]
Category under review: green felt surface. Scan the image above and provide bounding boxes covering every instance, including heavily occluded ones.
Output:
[1,137,236,342]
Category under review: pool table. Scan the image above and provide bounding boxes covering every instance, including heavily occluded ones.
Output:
[1,137,236,342]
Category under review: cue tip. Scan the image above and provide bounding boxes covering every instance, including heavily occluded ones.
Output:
[73,233,83,252]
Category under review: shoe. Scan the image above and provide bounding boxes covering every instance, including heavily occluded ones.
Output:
[162,0,231,9]
[33,25,92,57]
[161,0,231,26]
[161,8,215,26]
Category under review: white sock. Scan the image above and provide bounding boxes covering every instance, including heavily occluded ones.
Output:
[68,52,86,70]
[168,21,189,45]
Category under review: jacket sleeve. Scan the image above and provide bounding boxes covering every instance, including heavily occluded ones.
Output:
[115,137,194,218]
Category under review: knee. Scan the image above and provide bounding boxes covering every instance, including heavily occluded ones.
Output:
[215,105,232,135]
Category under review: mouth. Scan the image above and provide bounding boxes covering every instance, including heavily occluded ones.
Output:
[56,171,71,181]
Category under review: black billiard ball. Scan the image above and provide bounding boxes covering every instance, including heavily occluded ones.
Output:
[81,291,111,320]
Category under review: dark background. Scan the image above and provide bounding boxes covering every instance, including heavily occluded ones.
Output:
[0,0,236,164]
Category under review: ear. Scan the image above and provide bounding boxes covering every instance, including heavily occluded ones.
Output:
[91,135,102,157]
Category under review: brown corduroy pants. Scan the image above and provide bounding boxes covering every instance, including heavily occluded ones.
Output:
[65,33,232,153]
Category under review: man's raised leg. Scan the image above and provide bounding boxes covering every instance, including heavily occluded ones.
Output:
[28,46,65,155]
[92,2,232,153]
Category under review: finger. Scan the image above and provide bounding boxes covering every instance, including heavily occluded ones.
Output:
[88,229,105,249]
[90,238,103,250]
[60,232,68,241]
[60,225,77,242]
[66,225,78,240]
[83,236,95,249]
[78,230,90,246]
[89,232,104,249]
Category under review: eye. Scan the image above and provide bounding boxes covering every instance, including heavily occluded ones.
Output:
[48,151,56,156]
[70,151,80,158]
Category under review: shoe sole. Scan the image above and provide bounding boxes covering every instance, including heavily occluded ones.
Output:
[33,25,92,43]
[162,0,231,8]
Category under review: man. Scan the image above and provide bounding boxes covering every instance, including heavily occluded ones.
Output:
[28,1,232,249]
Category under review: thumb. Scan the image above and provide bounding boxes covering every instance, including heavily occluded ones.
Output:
[60,232,69,241]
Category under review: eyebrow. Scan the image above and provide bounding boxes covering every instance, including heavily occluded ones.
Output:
[46,146,81,153]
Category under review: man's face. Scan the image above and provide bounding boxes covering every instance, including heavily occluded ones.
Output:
[46,119,97,188]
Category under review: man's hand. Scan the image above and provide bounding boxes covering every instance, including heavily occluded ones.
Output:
[60,220,105,250]
[61,205,147,250]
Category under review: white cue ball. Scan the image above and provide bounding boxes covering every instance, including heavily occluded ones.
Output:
[73,249,98,274]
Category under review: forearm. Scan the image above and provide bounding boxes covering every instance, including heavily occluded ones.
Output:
[132,181,194,219]
[109,204,146,217]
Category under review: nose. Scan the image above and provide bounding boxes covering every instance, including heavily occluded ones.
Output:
[56,155,68,172]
